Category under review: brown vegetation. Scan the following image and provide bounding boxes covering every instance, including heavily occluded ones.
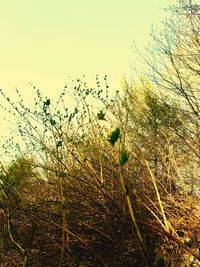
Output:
[0,1,200,266]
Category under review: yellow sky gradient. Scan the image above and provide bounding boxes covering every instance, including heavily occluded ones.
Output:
[0,1,172,95]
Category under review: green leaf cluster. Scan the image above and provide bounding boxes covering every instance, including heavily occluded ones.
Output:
[108,128,121,146]
[120,149,129,166]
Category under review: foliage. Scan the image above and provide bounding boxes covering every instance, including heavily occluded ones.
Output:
[0,1,200,266]
[119,149,129,166]
[108,127,121,146]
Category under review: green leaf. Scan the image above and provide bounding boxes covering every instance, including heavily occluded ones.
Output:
[56,140,62,147]
[46,99,50,106]
[50,118,56,125]
[120,150,129,166]
[97,110,106,120]
[108,128,121,145]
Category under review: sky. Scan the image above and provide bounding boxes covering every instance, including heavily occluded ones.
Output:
[0,0,173,99]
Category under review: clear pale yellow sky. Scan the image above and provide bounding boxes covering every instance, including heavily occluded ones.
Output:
[0,0,173,98]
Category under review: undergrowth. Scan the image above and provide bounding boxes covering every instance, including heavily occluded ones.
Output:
[0,76,199,267]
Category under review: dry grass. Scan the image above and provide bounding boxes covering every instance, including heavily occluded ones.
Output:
[0,79,199,267]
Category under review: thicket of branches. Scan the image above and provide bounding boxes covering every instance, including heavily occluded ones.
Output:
[0,1,199,266]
